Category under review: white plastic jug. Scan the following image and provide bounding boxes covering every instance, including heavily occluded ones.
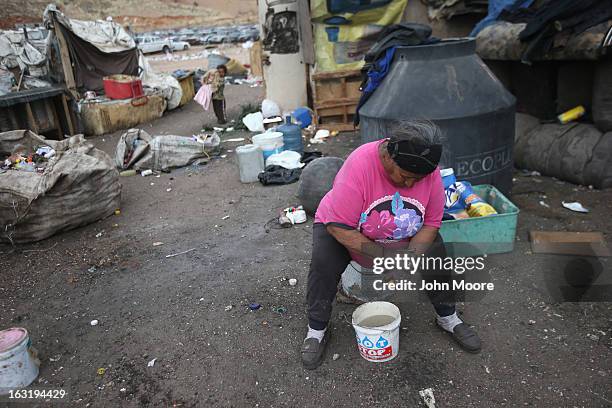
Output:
[352,302,401,363]
[236,144,264,183]
[252,131,284,160]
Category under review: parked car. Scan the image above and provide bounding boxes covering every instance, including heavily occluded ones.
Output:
[226,31,241,43]
[204,34,226,44]
[136,36,173,54]
[172,40,190,51]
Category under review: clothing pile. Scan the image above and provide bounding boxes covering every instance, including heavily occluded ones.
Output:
[473,0,612,62]
[1,146,56,173]
[355,23,438,126]
[501,0,612,62]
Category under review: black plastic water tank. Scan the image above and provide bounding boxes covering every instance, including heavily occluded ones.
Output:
[359,38,516,195]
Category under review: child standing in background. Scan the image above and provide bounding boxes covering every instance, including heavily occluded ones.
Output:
[201,65,228,124]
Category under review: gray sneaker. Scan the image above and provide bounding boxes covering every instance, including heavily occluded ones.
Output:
[301,329,331,370]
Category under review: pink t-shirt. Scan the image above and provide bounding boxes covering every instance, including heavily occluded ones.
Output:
[315,140,444,244]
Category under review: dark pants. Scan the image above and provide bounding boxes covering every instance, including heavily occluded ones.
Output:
[212,98,226,124]
[307,223,456,330]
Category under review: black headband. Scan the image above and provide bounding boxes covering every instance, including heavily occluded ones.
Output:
[386,138,442,175]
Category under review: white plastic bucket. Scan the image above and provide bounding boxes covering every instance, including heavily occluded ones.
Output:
[236,144,264,183]
[0,328,39,394]
[252,131,284,160]
[352,302,401,363]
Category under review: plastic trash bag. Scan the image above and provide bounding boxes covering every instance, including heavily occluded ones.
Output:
[258,165,302,185]
[262,99,281,118]
[265,150,304,169]
[242,111,265,132]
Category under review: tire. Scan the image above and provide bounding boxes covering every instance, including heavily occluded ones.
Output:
[183,45,188,50]
[162,46,170,54]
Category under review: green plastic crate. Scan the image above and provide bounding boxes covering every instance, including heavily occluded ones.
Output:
[439,184,519,256]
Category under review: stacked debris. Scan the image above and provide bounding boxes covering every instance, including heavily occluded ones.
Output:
[1,145,55,173]
[424,0,488,20]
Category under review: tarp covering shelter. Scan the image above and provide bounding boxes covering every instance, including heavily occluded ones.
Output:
[43,4,139,92]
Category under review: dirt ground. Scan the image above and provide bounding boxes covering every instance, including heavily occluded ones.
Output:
[1,83,611,407]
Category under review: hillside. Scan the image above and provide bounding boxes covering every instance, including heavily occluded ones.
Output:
[0,0,258,30]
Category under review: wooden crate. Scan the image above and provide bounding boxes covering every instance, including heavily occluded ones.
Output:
[312,69,361,132]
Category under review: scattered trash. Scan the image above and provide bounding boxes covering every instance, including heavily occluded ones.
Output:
[289,278,297,286]
[220,155,227,158]
[114,209,121,215]
[213,127,224,132]
[153,242,164,246]
[484,366,491,374]
[147,358,156,367]
[419,388,436,408]
[558,105,585,124]
[528,320,536,325]
[224,138,245,143]
[562,201,589,213]
[165,248,196,258]
[272,306,287,314]
[97,367,106,376]
[539,201,550,208]
[332,353,340,361]
[284,206,307,224]
[88,266,97,273]
[141,169,154,177]
[221,215,230,220]
[120,169,137,177]
[242,111,265,132]
[95,232,103,238]
[261,99,281,118]
[225,305,233,311]
[587,333,599,341]
[226,127,235,132]
[265,151,305,170]
[249,303,261,311]
[120,388,126,392]
[90,319,99,326]
[166,188,172,192]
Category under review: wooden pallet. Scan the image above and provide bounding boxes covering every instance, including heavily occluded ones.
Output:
[312,69,361,132]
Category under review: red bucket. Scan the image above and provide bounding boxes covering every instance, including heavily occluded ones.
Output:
[103,75,144,100]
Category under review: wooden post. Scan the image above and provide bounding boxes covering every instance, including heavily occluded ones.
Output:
[25,102,39,134]
[61,94,75,136]
[51,12,78,100]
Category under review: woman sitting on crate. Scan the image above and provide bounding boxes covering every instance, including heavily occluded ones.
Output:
[302,120,481,370]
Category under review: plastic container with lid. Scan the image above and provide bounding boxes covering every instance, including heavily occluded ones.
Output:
[236,144,264,183]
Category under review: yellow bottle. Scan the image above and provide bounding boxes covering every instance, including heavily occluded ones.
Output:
[558,105,585,124]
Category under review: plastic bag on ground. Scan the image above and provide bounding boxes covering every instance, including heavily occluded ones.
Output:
[265,150,304,169]
[262,99,281,118]
[242,112,265,132]
[258,165,301,185]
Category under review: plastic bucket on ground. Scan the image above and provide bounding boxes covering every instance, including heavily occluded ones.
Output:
[252,132,284,160]
[351,302,401,363]
[236,144,264,183]
[0,328,39,394]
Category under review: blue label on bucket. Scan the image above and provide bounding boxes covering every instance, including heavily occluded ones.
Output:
[376,336,389,348]
[361,337,374,348]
